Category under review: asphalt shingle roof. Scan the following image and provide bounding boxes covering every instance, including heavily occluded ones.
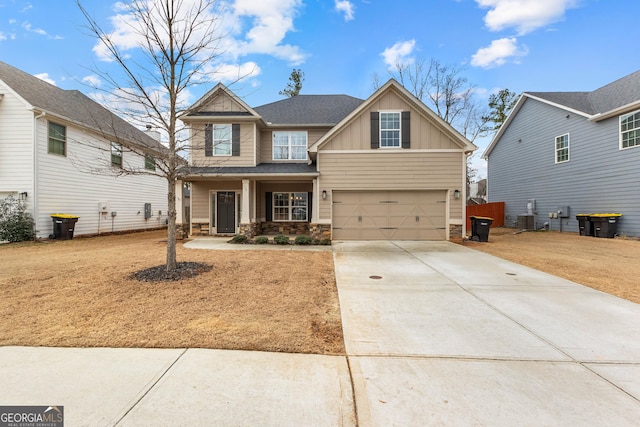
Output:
[0,61,160,149]
[254,95,364,125]
[526,70,640,115]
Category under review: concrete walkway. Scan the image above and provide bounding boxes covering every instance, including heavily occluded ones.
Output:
[1,240,639,425]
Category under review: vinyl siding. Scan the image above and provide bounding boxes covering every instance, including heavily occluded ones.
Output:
[317,151,463,221]
[0,83,34,205]
[34,117,168,238]
[191,181,242,222]
[190,122,255,167]
[487,98,640,236]
[321,90,461,151]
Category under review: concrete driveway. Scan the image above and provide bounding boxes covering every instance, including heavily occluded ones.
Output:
[1,239,639,426]
[334,240,640,426]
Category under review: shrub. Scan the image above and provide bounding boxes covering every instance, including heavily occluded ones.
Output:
[229,234,248,244]
[319,238,332,246]
[273,234,290,245]
[0,195,34,243]
[255,236,269,244]
[295,235,313,245]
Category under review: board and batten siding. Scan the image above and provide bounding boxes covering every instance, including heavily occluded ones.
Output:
[487,98,640,236]
[317,151,464,222]
[190,122,255,167]
[34,117,168,238]
[321,90,460,151]
[0,82,35,209]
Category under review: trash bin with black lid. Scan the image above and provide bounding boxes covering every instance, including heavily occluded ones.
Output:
[470,216,494,242]
[576,214,593,236]
[50,214,79,240]
[590,213,621,238]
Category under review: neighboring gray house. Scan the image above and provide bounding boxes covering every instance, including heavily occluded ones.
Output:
[483,70,640,236]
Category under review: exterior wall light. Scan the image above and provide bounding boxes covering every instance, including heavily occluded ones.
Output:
[322,190,327,200]
[454,189,461,200]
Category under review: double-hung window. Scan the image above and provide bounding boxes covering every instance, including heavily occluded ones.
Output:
[273,131,307,160]
[273,192,307,221]
[48,122,66,156]
[205,124,232,156]
[111,142,123,168]
[144,154,156,171]
[555,134,569,163]
[620,110,640,149]
[380,112,401,148]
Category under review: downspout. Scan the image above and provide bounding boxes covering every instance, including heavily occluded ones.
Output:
[33,110,46,239]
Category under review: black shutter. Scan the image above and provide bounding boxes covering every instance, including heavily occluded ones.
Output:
[370,112,380,149]
[401,111,410,149]
[232,124,240,156]
[205,124,213,156]
[265,192,272,221]
[307,192,312,223]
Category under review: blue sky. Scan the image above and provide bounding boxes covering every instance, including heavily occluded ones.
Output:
[1,0,638,177]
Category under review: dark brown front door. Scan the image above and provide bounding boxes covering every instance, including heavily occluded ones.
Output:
[217,191,236,233]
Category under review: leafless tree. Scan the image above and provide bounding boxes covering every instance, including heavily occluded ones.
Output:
[374,58,490,143]
[77,0,230,272]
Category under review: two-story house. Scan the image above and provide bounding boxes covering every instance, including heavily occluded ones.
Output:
[0,61,168,238]
[180,79,476,241]
[483,70,640,237]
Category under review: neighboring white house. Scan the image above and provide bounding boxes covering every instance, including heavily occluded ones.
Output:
[0,61,168,239]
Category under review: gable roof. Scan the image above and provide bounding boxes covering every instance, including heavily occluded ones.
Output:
[0,61,161,151]
[254,95,364,126]
[182,82,262,121]
[308,79,477,153]
[483,69,640,159]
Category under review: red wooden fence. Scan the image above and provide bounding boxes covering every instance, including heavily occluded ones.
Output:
[466,202,505,230]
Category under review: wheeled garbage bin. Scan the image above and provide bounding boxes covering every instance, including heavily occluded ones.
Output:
[576,214,593,236]
[470,216,494,242]
[590,214,621,238]
[50,214,79,240]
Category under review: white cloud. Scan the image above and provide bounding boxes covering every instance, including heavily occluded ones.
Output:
[34,73,56,85]
[335,0,355,22]
[82,75,103,87]
[381,40,416,68]
[22,22,46,35]
[476,0,578,34]
[471,37,528,68]
[93,0,306,67]
[0,32,6,42]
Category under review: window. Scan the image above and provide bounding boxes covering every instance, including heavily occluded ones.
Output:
[371,111,410,149]
[111,142,123,168]
[380,112,401,148]
[555,134,569,163]
[145,154,156,171]
[620,110,640,149]
[273,131,307,160]
[273,192,307,221]
[213,124,232,155]
[48,122,66,156]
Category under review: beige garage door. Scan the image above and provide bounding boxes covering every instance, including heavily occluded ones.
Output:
[332,190,447,240]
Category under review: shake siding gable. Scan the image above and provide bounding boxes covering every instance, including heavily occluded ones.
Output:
[487,98,640,236]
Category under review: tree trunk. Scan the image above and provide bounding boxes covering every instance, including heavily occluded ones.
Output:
[166,176,177,272]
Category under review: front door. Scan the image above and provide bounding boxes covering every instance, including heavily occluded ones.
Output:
[217,191,236,233]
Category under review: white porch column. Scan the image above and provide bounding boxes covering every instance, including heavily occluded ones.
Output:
[241,179,250,223]
[312,178,319,223]
[175,180,183,224]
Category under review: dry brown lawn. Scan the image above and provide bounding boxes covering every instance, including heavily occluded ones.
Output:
[464,227,640,304]
[0,230,344,354]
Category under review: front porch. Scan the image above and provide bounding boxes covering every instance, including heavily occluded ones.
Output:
[180,167,330,240]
